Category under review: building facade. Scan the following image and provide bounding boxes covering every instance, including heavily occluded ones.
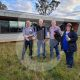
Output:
[0,10,80,42]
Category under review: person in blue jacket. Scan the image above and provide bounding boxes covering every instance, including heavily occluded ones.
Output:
[61,23,78,68]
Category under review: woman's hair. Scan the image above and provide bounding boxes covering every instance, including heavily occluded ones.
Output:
[65,23,74,32]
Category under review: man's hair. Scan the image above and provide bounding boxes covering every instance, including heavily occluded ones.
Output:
[26,20,30,23]
[52,20,56,23]
[39,19,43,23]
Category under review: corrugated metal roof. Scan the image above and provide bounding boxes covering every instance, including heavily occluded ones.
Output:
[0,10,80,22]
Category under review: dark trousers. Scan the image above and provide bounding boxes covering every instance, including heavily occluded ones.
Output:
[22,40,33,60]
[64,50,74,67]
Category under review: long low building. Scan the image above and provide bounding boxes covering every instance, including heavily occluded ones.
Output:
[0,10,80,42]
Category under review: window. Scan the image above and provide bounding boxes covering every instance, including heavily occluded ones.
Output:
[9,21,18,32]
[18,21,25,28]
[18,21,25,32]
[0,20,9,33]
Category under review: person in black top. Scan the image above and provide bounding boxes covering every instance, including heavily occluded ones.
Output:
[35,19,47,59]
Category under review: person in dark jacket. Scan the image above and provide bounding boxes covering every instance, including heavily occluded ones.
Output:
[35,19,47,59]
[61,23,78,68]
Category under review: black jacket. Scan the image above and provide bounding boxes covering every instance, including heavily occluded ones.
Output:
[35,25,46,40]
[61,31,78,52]
[54,30,62,42]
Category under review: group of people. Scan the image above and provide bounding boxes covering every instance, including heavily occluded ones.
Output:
[21,19,78,68]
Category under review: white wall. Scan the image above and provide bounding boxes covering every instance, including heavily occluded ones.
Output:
[0,33,23,42]
[77,23,80,35]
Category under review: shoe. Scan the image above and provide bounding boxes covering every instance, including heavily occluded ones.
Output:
[50,57,53,61]
[43,56,46,59]
[30,56,33,59]
[57,55,60,61]
[20,59,24,64]
[67,65,72,68]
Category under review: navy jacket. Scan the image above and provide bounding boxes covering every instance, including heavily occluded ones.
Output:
[61,31,78,52]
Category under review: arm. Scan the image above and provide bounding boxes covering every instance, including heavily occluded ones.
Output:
[58,27,62,36]
[23,28,26,39]
[45,27,48,38]
[69,32,78,42]
[23,28,29,41]
[28,27,36,40]
[33,26,37,37]
[29,27,35,37]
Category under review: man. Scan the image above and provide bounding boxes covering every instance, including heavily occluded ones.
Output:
[36,19,47,59]
[49,20,62,60]
[21,20,34,60]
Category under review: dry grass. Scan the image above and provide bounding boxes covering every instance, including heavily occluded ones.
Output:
[0,38,80,80]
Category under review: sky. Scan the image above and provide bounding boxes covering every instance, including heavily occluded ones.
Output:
[0,0,80,20]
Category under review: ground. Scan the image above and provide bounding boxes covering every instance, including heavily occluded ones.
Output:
[0,38,80,80]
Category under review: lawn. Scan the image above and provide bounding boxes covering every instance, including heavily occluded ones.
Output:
[0,38,80,80]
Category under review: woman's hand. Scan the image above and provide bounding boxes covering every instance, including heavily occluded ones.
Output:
[66,35,71,41]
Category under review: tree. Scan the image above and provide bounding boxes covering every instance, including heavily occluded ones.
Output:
[36,0,60,15]
[0,1,7,10]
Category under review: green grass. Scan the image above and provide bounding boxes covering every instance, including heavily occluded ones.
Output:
[0,38,80,80]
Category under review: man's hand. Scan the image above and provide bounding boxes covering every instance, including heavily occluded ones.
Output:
[44,39,48,42]
[28,34,33,37]
[24,35,28,38]
[24,35,30,41]
[26,38,29,41]
[24,35,29,41]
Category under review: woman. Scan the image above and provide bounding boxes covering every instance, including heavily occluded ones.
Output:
[61,23,78,68]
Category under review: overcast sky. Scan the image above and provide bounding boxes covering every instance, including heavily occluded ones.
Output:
[0,0,80,20]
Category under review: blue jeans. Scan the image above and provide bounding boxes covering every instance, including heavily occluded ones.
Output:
[37,40,46,58]
[50,39,60,59]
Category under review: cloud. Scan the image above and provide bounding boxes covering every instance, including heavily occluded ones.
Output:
[1,0,80,20]
[57,0,80,12]
[51,0,80,20]
[1,0,33,13]
[15,0,33,12]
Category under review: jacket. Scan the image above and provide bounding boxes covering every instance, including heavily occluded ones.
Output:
[61,31,78,52]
